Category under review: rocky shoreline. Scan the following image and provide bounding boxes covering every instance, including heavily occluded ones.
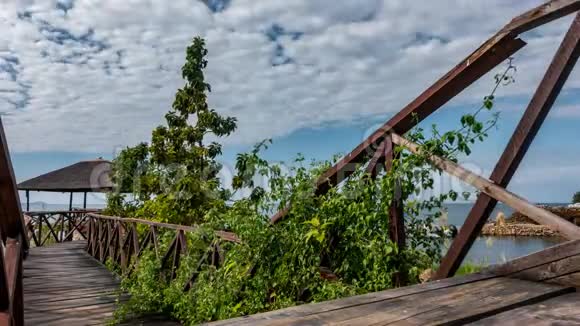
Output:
[480,205,580,237]
[481,222,558,237]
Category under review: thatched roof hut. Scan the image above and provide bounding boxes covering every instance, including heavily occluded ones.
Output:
[18,159,113,210]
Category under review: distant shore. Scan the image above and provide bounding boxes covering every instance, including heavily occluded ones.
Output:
[481,205,580,237]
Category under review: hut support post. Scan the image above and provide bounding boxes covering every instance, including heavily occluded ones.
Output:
[25,191,29,212]
[67,192,73,241]
[83,192,87,209]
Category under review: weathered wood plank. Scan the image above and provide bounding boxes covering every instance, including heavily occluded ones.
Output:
[548,271,580,287]
[488,239,580,275]
[20,240,180,325]
[208,278,571,325]
[207,273,498,325]
[480,239,580,287]
[471,292,580,325]
[21,241,175,325]
[510,255,580,283]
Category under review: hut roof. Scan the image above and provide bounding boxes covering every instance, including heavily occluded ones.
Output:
[18,159,114,192]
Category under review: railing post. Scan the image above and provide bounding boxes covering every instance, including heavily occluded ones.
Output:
[67,212,75,241]
[170,230,187,280]
[38,215,42,248]
[384,134,406,286]
[98,219,105,261]
[101,221,112,263]
[60,213,65,243]
[150,226,159,259]
[92,217,99,257]
[131,224,140,265]
[1,237,23,326]
[385,134,406,251]
[110,222,120,263]
[86,216,92,252]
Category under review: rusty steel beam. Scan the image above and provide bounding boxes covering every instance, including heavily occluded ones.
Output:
[391,133,580,240]
[271,0,580,224]
[384,135,406,251]
[271,36,525,223]
[503,0,580,35]
[435,13,580,280]
[315,36,525,192]
[365,141,386,178]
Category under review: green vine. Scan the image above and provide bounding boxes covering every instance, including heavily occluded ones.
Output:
[106,36,516,325]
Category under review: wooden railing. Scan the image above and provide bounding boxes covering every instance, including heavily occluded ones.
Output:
[0,118,27,326]
[23,210,98,247]
[85,213,239,286]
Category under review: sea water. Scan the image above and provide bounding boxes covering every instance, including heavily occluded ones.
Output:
[439,202,565,265]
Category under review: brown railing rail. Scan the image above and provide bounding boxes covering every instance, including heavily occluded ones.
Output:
[0,118,27,326]
[85,213,239,285]
[24,210,99,247]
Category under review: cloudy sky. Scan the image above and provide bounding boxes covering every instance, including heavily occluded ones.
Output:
[1,0,580,206]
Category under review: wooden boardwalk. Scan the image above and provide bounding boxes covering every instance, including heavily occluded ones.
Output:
[22,241,179,325]
[23,241,121,325]
[210,275,580,325]
[21,239,580,325]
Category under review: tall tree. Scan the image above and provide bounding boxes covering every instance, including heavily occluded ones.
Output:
[573,191,580,204]
[108,37,237,224]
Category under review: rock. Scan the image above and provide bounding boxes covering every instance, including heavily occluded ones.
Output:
[319,266,338,281]
[496,212,506,226]
[508,205,580,225]
[481,222,558,237]
[419,268,434,283]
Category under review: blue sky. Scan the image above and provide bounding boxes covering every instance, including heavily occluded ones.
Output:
[2,0,580,205]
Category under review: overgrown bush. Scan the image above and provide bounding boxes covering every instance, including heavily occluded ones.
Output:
[105,37,236,225]
[107,37,516,325]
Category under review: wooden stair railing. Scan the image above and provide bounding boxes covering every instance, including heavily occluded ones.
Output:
[0,118,28,326]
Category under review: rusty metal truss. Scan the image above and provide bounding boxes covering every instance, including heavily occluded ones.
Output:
[270,0,580,279]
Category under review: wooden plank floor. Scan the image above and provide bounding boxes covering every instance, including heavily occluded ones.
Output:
[22,241,180,325]
[23,241,121,325]
[208,274,578,326]
[472,292,580,325]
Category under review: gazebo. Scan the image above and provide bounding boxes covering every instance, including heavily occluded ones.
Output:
[18,158,114,211]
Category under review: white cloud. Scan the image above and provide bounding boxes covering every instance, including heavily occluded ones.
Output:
[553,104,580,118]
[0,0,579,153]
